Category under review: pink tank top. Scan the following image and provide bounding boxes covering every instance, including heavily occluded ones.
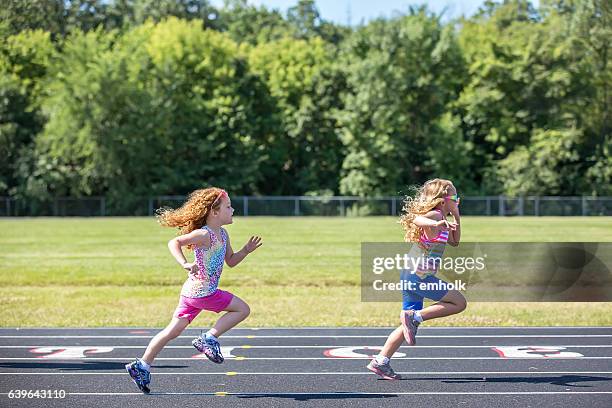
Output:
[414,209,449,277]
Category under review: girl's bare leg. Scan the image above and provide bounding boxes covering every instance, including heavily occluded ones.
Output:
[419,290,467,321]
[376,292,466,363]
[379,326,404,359]
[141,317,190,365]
[207,296,250,338]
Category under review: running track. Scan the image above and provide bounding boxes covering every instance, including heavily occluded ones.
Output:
[0,327,611,407]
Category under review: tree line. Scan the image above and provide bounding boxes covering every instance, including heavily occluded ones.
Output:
[1,0,609,213]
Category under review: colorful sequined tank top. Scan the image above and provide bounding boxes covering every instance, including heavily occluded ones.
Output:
[180,226,227,298]
[406,209,449,278]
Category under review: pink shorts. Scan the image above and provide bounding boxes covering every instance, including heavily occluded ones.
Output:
[173,290,234,324]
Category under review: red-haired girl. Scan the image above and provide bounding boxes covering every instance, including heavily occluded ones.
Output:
[126,187,262,393]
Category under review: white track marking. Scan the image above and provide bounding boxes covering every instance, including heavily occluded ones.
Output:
[2,345,612,349]
[0,391,608,397]
[3,326,612,330]
[29,347,115,359]
[0,391,611,397]
[2,357,612,360]
[0,371,611,375]
[492,346,584,358]
[68,391,612,396]
[1,335,611,339]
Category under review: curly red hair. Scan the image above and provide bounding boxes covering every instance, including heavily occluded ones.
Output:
[157,187,227,242]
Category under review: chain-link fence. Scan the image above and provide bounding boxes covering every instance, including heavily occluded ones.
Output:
[0,196,610,217]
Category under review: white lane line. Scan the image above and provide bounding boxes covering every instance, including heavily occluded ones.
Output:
[1,335,611,339]
[0,371,611,375]
[1,357,612,360]
[3,326,612,330]
[2,345,611,349]
[61,391,612,396]
[0,391,611,397]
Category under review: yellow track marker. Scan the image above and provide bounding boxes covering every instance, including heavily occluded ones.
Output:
[246,335,256,338]
[241,345,252,349]
[235,356,246,361]
[226,371,238,376]
[215,392,228,396]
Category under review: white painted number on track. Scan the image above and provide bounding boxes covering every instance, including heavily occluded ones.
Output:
[192,347,237,359]
[30,347,114,359]
[492,346,584,358]
[323,347,406,359]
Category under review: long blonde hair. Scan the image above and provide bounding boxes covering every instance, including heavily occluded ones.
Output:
[399,179,453,242]
[157,187,227,245]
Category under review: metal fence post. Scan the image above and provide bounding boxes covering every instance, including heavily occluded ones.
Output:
[582,196,587,216]
[518,196,524,216]
[100,197,106,216]
[499,195,504,216]
[535,196,540,217]
[340,198,345,216]
[244,196,249,217]
[486,197,491,216]
[294,197,300,216]
[148,198,154,216]
[391,197,396,216]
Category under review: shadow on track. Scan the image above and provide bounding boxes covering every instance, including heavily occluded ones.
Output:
[0,362,188,371]
[383,375,612,387]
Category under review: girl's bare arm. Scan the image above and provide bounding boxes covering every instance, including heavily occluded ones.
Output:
[168,229,210,273]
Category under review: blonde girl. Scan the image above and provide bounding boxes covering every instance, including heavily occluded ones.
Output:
[367,178,466,380]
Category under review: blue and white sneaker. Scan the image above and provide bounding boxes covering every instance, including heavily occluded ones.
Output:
[125,358,151,393]
[192,334,224,364]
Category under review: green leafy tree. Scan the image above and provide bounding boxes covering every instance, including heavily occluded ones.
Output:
[0,0,66,36]
[287,0,349,45]
[337,9,466,196]
[459,0,610,195]
[249,36,345,194]
[28,19,267,211]
[0,0,116,38]
[0,30,54,196]
[127,0,221,29]
[216,0,295,45]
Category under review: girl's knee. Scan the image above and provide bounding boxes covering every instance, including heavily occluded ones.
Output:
[444,290,466,313]
[455,295,467,312]
[232,297,250,318]
[241,303,251,318]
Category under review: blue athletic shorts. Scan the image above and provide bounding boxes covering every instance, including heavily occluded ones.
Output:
[400,269,450,311]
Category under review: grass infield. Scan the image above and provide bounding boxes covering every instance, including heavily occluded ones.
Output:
[1,216,611,327]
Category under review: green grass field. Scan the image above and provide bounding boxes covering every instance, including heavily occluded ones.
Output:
[1,217,611,327]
